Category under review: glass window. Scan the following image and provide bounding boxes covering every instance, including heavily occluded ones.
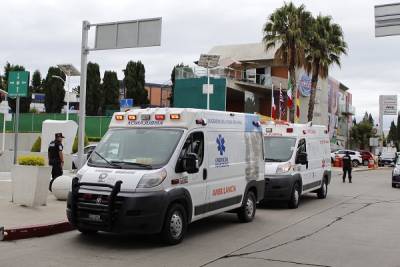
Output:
[88,128,183,169]
[297,138,307,154]
[176,132,204,172]
[264,137,296,162]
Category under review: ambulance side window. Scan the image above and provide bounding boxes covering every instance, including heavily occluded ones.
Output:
[296,138,306,155]
[176,132,204,173]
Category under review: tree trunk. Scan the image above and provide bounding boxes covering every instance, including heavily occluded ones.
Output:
[288,46,297,123]
[307,61,320,123]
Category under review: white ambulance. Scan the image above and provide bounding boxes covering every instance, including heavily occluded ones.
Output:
[262,122,331,208]
[67,108,265,244]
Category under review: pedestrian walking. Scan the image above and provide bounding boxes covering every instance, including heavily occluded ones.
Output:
[342,151,352,183]
[48,133,64,191]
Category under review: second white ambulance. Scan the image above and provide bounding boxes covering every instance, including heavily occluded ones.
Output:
[262,122,331,208]
[67,108,265,244]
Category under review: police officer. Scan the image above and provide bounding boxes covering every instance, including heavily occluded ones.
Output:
[48,133,64,191]
[342,151,352,183]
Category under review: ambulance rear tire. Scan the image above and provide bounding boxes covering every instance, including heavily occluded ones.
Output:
[288,183,300,209]
[161,203,187,245]
[237,191,256,223]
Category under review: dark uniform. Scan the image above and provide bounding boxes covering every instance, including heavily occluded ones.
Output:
[48,134,64,191]
[342,152,352,183]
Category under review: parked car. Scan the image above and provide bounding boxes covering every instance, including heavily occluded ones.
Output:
[331,150,362,167]
[72,144,97,169]
[360,151,375,166]
[378,152,396,167]
[392,158,400,188]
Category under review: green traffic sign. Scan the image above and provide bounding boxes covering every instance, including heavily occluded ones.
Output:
[8,71,30,97]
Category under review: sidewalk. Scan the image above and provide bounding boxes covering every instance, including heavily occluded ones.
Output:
[0,171,74,240]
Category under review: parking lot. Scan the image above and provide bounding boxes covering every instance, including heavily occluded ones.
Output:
[1,168,399,267]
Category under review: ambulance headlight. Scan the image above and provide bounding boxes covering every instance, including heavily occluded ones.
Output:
[276,162,292,174]
[137,169,167,188]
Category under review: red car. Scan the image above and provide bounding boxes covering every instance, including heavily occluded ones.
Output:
[360,151,374,166]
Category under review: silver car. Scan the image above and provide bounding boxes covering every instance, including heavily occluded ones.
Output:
[72,144,97,169]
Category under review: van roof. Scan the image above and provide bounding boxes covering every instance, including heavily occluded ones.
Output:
[261,121,328,138]
[109,108,262,131]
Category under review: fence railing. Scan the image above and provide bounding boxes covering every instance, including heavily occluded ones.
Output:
[0,113,111,138]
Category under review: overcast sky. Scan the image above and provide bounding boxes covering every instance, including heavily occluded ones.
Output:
[1,0,399,127]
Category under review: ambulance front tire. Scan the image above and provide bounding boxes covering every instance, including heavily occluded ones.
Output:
[288,182,300,209]
[237,191,256,223]
[161,203,187,245]
[77,228,98,235]
[317,178,328,199]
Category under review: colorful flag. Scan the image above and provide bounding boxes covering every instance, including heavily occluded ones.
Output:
[280,91,286,120]
[271,84,276,120]
[279,83,285,120]
[295,89,301,123]
[287,77,293,108]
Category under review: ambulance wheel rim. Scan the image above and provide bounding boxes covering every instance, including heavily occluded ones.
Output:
[245,197,254,218]
[170,211,183,239]
[294,188,299,204]
[322,182,327,196]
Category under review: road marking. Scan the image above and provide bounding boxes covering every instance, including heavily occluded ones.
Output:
[0,180,11,182]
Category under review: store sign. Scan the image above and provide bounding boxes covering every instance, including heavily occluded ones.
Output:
[379,95,397,115]
[298,74,312,97]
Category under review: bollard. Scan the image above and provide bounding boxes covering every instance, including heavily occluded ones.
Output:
[368,159,374,169]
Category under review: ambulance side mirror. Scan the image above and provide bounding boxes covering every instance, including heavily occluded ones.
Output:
[183,153,199,174]
[296,152,308,165]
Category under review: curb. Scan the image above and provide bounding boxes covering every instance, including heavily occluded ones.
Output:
[0,221,74,241]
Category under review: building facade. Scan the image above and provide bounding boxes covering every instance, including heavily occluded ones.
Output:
[174,43,354,149]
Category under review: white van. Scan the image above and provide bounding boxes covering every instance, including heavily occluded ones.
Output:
[262,122,331,208]
[67,108,265,244]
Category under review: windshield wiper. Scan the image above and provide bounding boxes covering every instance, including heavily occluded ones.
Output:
[92,151,121,168]
[110,160,153,169]
[265,158,284,162]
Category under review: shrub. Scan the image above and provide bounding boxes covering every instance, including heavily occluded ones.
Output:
[72,135,89,153]
[88,136,102,142]
[31,136,41,152]
[18,155,45,166]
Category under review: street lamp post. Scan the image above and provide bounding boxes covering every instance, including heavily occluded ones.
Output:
[0,89,9,154]
[56,64,80,121]
[195,54,220,110]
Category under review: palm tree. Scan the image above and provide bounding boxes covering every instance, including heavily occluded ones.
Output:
[263,2,313,122]
[305,15,347,122]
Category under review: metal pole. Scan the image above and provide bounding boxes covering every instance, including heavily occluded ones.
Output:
[77,20,89,169]
[66,75,70,121]
[207,66,210,110]
[2,113,6,153]
[13,96,20,164]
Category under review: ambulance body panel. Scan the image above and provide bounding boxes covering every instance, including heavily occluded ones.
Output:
[262,122,331,208]
[67,108,264,244]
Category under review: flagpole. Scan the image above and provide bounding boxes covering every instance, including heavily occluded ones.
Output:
[279,82,282,120]
[271,84,274,119]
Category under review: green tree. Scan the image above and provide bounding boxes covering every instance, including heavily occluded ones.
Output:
[86,62,102,115]
[263,2,313,122]
[124,61,148,107]
[31,70,42,93]
[368,113,374,126]
[43,66,66,113]
[170,63,193,107]
[387,120,397,145]
[102,71,120,111]
[305,15,347,122]
[3,62,32,113]
[350,114,375,150]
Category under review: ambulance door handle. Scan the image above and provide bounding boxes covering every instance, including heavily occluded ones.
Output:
[203,168,208,180]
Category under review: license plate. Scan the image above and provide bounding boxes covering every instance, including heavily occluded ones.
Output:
[88,214,102,222]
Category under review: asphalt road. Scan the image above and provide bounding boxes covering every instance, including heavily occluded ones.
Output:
[1,168,399,267]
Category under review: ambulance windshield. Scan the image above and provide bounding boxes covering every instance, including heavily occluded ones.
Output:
[264,137,296,162]
[88,128,183,169]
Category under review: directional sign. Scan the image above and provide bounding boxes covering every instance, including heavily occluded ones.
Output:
[8,71,30,97]
[120,98,134,108]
